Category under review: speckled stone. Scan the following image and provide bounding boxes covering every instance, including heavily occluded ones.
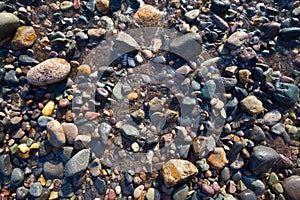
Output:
[11,26,37,50]
[240,95,264,115]
[64,149,90,177]
[134,5,163,26]
[27,58,71,86]
[162,159,198,187]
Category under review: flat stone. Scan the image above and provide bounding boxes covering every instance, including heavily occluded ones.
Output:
[18,55,39,66]
[133,185,144,199]
[212,0,230,12]
[162,159,198,187]
[74,135,91,149]
[11,168,24,186]
[87,28,106,38]
[170,33,202,60]
[46,120,66,148]
[11,26,37,50]
[88,158,102,177]
[225,31,248,50]
[212,14,229,31]
[245,125,266,143]
[283,176,300,200]
[121,124,140,139]
[238,69,251,84]
[27,58,71,86]
[239,47,257,62]
[271,123,286,135]
[60,1,73,10]
[64,149,90,177]
[262,22,281,39]
[236,190,257,200]
[207,147,228,169]
[0,12,19,38]
[43,161,64,178]
[279,27,300,39]
[0,154,12,176]
[94,177,106,195]
[4,70,19,85]
[249,146,279,175]
[240,95,264,115]
[134,4,163,26]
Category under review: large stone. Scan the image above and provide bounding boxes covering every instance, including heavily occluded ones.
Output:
[207,147,228,169]
[46,120,66,148]
[133,5,163,26]
[162,159,198,187]
[283,176,300,200]
[11,168,24,186]
[170,33,202,60]
[0,12,19,38]
[64,149,90,177]
[274,82,299,106]
[249,146,279,175]
[11,26,37,50]
[27,58,71,86]
[113,32,141,53]
[121,124,140,139]
[43,161,64,178]
[240,95,264,115]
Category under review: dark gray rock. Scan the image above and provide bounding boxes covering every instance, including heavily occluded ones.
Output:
[242,176,265,196]
[249,146,279,175]
[0,13,19,38]
[271,123,287,135]
[18,55,39,66]
[43,161,64,178]
[274,82,299,106]
[245,125,266,143]
[94,177,106,195]
[113,31,140,54]
[4,70,19,85]
[282,176,300,200]
[279,27,300,39]
[236,190,257,200]
[11,168,24,186]
[212,0,230,12]
[0,154,12,176]
[16,186,29,200]
[173,184,188,200]
[200,80,216,100]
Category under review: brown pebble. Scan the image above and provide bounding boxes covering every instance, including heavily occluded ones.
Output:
[59,98,70,107]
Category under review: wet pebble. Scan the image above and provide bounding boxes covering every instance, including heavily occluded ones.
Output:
[11,168,24,186]
[0,12,19,38]
[46,120,66,148]
[29,182,43,197]
[11,26,37,50]
[64,149,90,177]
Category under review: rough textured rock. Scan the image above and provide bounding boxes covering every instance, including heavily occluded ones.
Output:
[11,26,37,50]
[27,58,71,86]
[133,4,163,26]
[162,159,198,187]
[207,147,228,169]
[240,95,264,115]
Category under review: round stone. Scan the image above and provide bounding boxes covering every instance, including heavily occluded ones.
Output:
[0,13,19,38]
[134,5,163,26]
[27,58,71,86]
[11,168,24,186]
[29,182,43,197]
[46,120,66,148]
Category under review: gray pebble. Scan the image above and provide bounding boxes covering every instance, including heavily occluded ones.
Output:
[64,149,90,177]
[29,182,43,197]
[0,154,12,176]
[11,168,24,186]
[16,186,29,200]
[43,161,64,178]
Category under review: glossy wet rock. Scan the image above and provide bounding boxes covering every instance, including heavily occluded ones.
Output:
[0,12,19,38]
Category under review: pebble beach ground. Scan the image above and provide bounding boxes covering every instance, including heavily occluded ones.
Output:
[0,0,300,199]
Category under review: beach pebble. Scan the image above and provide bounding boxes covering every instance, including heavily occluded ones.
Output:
[0,12,19,38]
[64,149,90,177]
[11,26,37,50]
[46,120,66,148]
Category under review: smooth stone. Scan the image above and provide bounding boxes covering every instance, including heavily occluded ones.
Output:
[60,1,73,10]
[58,147,73,163]
[43,161,64,178]
[11,168,24,186]
[185,9,200,22]
[242,176,265,196]
[221,167,230,182]
[173,184,188,200]
[133,4,163,26]
[162,159,198,187]
[225,31,248,50]
[94,177,106,195]
[239,47,257,62]
[249,146,279,175]
[212,0,230,12]
[146,188,155,200]
[274,82,299,106]
[64,149,90,177]
[263,110,281,126]
[4,70,19,85]
[279,27,300,39]
[88,158,102,177]
[201,183,215,195]
[271,123,286,135]
[133,185,144,199]
[37,116,53,128]
[170,33,202,60]
[283,176,300,200]
[262,22,281,39]
[240,95,264,115]
[11,26,37,50]
[236,190,257,200]
[16,186,29,200]
[212,14,229,31]
[272,182,283,194]
[0,12,19,38]
[109,0,122,12]
[29,182,43,197]
[95,0,109,12]
[75,31,88,41]
[18,55,39,66]
[46,120,66,148]
[87,28,106,38]
[62,123,78,145]
[112,82,123,100]
[113,31,140,53]
[201,80,216,100]
[98,122,111,144]
[27,58,71,86]
[245,125,266,143]
[121,124,140,139]
[86,0,96,11]
[222,77,237,90]
[0,154,12,176]
[0,68,5,82]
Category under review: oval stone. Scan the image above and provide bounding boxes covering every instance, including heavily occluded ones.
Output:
[0,13,20,38]
[27,58,71,86]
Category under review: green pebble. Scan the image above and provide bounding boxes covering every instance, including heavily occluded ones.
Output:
[265,189,275,200]
[272,182,283,194]
[10,143,18,154]
[46,180,52,187]
[268,172,279,185]
[237,180,247,192]
[224,194,236,200]
[27,138,34,146]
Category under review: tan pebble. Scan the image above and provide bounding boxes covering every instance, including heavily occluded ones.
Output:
[238,69,251,83]
[95,0,109,12]
[77,64,91,75]
[134,5,163,26]
[17,143,30,159]
[42,100,55,116]
[39,174,46,186]
[49,191,59,200]
[30,142,40,149]
[207,147,228,169]
[127,92,139,100]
